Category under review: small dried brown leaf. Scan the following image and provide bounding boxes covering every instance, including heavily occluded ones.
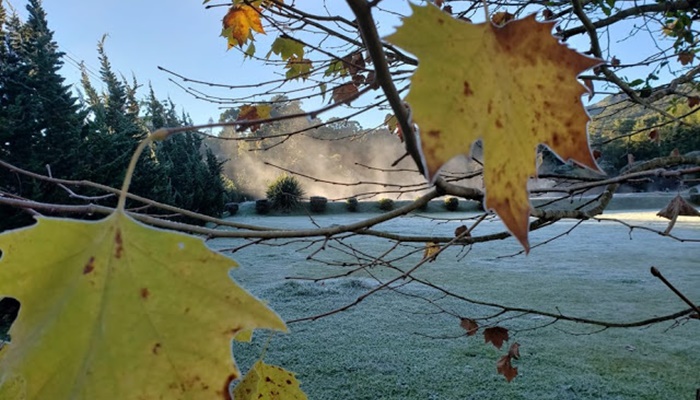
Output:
[583,79,594,99]
[657,195,700,220]
[508,342,520,359]
[542,9,554,20]
[454,225,470,238]
[678,52,694,66]
[332,83,359,105]
[496,354,518,382]
[610,56,620,67]
[593,149,602,159]
[484,326,509,349]
[459,318,479,336]
[648,129,660,145]
[688,96,700,108]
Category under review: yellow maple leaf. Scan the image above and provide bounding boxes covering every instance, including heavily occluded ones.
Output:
[0,211,286,399]
[223,4,265,48]
[233,360,307,400]
[385,4,601,250]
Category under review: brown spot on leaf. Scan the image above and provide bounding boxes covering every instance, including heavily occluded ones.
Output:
[428,130,441,138]
[487,101,493,115]
[437,18,444,24]
[551,133,560,146]
[286,379,292,385]
[495,119,503,128]
[83,257,95,274]
[114,229,123,259]
[141,288,150,299]
[152,342,161,355]
[463,81,473,96]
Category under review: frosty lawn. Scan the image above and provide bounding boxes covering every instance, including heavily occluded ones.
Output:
[211,207,699,399]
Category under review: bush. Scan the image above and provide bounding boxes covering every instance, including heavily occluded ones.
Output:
[346,197,359,212]
[378,198,394,211]
[224,202,239,215]
[444,197,459,211]
[266,175,304,212]
[309,196,328,213]
[255,199,270,214]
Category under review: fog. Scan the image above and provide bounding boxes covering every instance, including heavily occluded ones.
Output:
[208,103,484,200]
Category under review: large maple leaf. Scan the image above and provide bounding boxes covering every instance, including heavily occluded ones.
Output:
[385,4,601,249]
[0,212,285,399]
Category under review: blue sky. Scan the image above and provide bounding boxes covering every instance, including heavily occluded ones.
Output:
[6,0,682,128]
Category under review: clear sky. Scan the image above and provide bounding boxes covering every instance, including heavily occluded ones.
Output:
[6,0,681,128]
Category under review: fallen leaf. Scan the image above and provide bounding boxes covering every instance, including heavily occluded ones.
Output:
[233,360,307,400]
[385,5,601,251]
[496,354,518,382]
[0,212,285,399]
[222,4,265,48]
[332,83,359,105]
[484,326,509,349]
[459,318,479,336]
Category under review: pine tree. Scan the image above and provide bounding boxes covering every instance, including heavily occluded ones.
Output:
[80,38,169,204]
[0,0,87,230]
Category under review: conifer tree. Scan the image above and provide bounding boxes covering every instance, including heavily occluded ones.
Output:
[0,0,86,230]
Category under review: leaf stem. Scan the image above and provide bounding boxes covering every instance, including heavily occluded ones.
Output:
[117,137,153,212]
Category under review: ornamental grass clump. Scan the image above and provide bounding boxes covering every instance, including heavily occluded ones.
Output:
[266,175,305,212]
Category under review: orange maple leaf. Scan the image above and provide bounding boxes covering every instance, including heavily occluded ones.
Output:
[385,5,602,250]
[222,4,265,48]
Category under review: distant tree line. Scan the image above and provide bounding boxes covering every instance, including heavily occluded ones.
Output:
[0,0,230,231]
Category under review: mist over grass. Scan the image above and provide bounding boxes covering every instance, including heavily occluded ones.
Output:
[211,207,700,399]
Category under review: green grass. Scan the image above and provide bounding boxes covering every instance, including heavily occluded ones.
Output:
[213,211,699,399]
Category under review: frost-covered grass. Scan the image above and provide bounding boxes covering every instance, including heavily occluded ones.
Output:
[211,207,700,400]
